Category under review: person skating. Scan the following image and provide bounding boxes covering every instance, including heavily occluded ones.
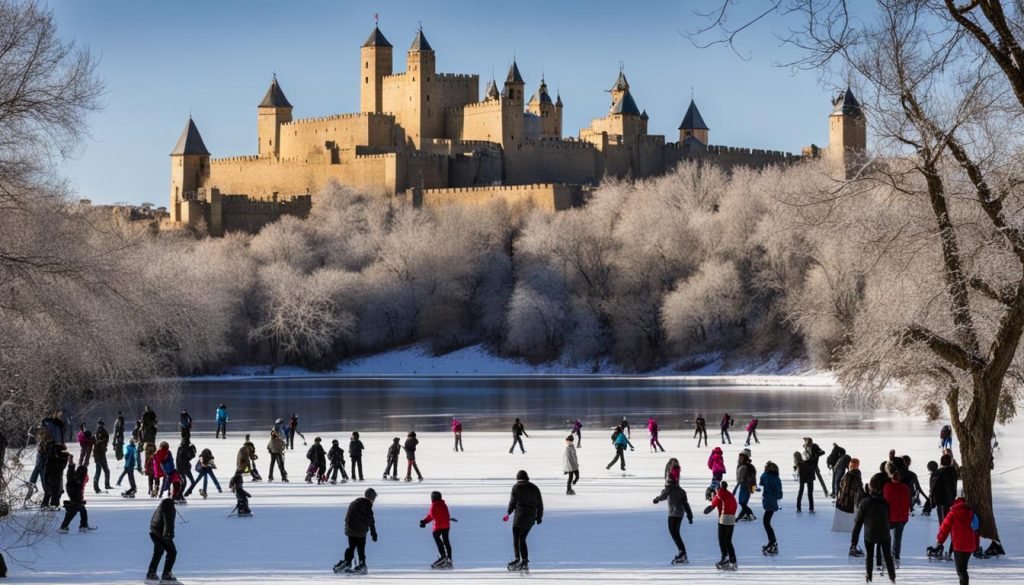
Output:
[305,437,327,484]
[383,437,400,480]
[510,418,528,454]
[215,403,228,439]
[882,465,911,568]
[229,472,252,516]
[59,459,95,533]
[183,447,221,498]
[793,451,816,513]
[333,488,378,575]
[349,431,365,481]
[175,439,196,494]
[451,417,464,452]
[272,417,288,440]
[733,448,757,521]
[759,461,782,555]
[420,490,456,568]
[238,434,262,482]
[404,431,423,482]
[802,437,829,497]
[153,441,175,498]
[143,441,157,497]
[131,419,143,446]
[744,417,760,446]
[147,497,177,583]
[827,443,849,497]
[92,419,112,493]
[647,417,665,452]
[606,425,634,472]
[901,455,925,514]
[694,414,708,448]
[42,441,69,509]
[563,435,579,495]
[931,453,958,523]
[117,439,139,497]
[719,413,733,445]
[571,418,582,448]
[504,470,543,573]
[178,409,192,442]
[934,486,978,585]
[620,416,631,439]
[288,414,306,449]
[76,424,94,468]
[851,474,895,583]
[112,412,126,462]
[653,461,694,564]
[834,458,865,532]
[707,446,726,498]
[266,430,288,482]
[141,405,158,444]
[940,423,953,451]
[703,480,738,571]
[328,439,349,484]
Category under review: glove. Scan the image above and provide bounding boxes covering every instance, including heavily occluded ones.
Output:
[536,518,542,525]
[688,517,693,525]
[653,498,659,504]
[371,532,378,542]
[630,447,635,451]
[502,515,510,522]
[703,505,714,515]
[419,521,426,528]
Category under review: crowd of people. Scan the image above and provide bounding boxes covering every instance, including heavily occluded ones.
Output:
[11,408,1006,583]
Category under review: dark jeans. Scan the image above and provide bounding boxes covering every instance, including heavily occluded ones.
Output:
[510,435,525,454]
[117,468,136,491]
[890,521,906,559]
[148,533,176,576]
[60,503,87,529]
[721,428,731,444]
[717,524,736,563]
[736,486,753,518]
[93,453,111,490]
[866,539,895,582]
[178,467,194,488]
[763,509,776,544]
[269,453,287,480]
[832,467,847,497]
[454,432,463,451]
[344,535,367,565]
[329,462,348,481]
[512,524,533,562]
[668,516,687,553]
[406,459,422,481]
[180,427,190,441]
[936,504,950,525]
[797,480,815,511]
[384,458,398,479]
[185,467,220,495]
[814,465,829,496]
[42,473,63,507]
[607,447,627,470]
[695,428,707,447]
[566,470,579,491]
[954,550,971,585]
[573,429,581,447]
[215,422,226,438]
[433,528,453,559]
[745,430,759,445]
[351,457,363,480]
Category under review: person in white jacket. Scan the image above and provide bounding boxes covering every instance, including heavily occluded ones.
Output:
[563,435,579,495]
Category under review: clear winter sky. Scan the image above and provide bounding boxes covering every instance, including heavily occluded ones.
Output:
[50,1,857,205]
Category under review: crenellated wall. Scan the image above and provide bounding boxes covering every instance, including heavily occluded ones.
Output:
[407,183,583,212]
[278,112,395,160]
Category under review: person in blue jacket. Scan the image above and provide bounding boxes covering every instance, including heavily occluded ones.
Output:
[215,404,228,439]
[759,460,783,555]
[605,426,635,472]
[117,439,139,496]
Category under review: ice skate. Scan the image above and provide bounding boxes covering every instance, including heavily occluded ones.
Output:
[146,572,160,584]
[566,487,575,495]
[332,560,350,574]
[671,551,688,565]
[431,556,447,569]
[79,525,96,532]
[986,541,1005,557]
[763,543,778,556]
[346,562,367,575]
[507,559,522,572]
[159,573,178,584]
[849,545,865,558]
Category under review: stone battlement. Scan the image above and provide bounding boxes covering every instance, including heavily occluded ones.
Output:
[522,139,596,151]
[285,112,392,126]
[420,183,568,196]
[212,155,261,163]
[453,99,504,112]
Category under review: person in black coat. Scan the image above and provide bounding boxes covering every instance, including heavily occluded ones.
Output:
[349,432,365,481]
[404,432,423,482]
[305,437,327,484]
[328,440,349,484]
[141,406,158,444]
[179,409,192,441]
[504,470,543,570]
[694,414,708,448]
[334,489,378,573]
[653,465,694,562]
[793,451,817,513]
[148,498,177,582]
[59,461,93,532]
[851,473,895,583]
[509,418,528,454]
[42,442,69,509]
[931,453,959,523]
[92,420,112,493]
[112,412,125,461]
[383,437,400,481]
[176,439,196,490]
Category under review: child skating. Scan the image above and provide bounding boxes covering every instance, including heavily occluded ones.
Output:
[383,437,400,481]
[653,460,693,564]
[647,417,665,452]
[420,490,456,569]
[327,439,348,484]
[563,435,579,495]
[704,480,738,571]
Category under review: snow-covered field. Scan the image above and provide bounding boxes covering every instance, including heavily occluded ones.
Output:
[7,421,1023,584]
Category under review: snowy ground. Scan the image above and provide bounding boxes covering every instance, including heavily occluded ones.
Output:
[194,344,834,386]
[6,420,1024,584]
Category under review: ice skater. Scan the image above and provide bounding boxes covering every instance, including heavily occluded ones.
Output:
[802,437,829,497]
[882,465,910,568]
[504,470,543,573]
[733,448,756,521]
[92,419,112,493]
[349,431,365,480]
[694,414,708,448]
[229,472,252,516]
[59,459,95,533]
[333,488,378,575]
[794,451,816,513]
[704,480,738,571]
[404,431,423,482]
[147,497,178,584]
[420,490,456,568]
[606,425,634,472]
[563,435,579,495]
[653,460,693,564]
[940,424,953,451]
[214,403,228,439]
[175,439,195,493]
[570,418,583,447]
[620,416,631,438]
[383,437,400,480]
[720,413,733,444]
[117,439,139,497]
[288,414,306,449]
[647,417,665,452]
[328,439,349,484]
[510,418,528,454]
[933,486,977,585]
[451,417,463,452]
[707,446,726,499]
[184,448,221,498]
[305,437,327,483]
[744,417,760,446]
[850,474,895,583]
[759,461,782,555]
[827,443,849,497]
[266,430,288,482]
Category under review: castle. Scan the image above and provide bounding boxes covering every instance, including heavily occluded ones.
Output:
[168,26,866,235]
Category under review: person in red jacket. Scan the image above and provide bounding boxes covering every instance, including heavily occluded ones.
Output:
[935,489,979,585]
[703,480,738,571]
[420,491,455,569]
[153,441,175,498]
[882,467,911,567]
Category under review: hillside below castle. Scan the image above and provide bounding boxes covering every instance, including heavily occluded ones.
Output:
[167,26,865,236]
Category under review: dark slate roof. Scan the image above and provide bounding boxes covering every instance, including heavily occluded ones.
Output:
[610,88,641,115]
[171,118,210,156]
[678,99,708,130]
[556,93,563,107]
[833,87,863,117]
[485,79,500,100]
[258,76,292,108]
[410,28,432,51]
[506,60,524,84]
[362,26,392,48]
[682,135,707,149]
[610,70,629,92]
[640,109,649,120]
[530,78,552,105]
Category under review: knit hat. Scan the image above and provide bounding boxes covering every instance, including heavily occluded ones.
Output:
[332,439,339,444]
[741,448,752,458]
[516,470,529,481]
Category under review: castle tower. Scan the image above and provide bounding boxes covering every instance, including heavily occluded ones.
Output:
[828,87,866,177]
[610,86,643,138]
[527,76,560,138]
[169,117,211,223]
[405,27,436,147]
[484,78,500,101]
[257,75,293,159]
[609,69,629,108]
[501,60,525,145]
[640,109,649,135]
[678,99,709,145]
[360,25,393,114]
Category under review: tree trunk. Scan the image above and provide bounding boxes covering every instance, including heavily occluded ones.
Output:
[957,383,1000,541]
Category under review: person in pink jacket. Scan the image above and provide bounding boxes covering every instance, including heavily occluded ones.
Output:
[744,418,760,446]
[707,446,727,497]
[451,418,463,452]
[647,418,665,453]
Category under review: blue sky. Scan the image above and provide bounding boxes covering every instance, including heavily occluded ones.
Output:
[51,1,845,205]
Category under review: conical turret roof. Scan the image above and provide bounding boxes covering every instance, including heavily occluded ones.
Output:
[556,93,563,107]
[678,99,708,130]
[363,26,392,48]
[171,117,210,156]
[610,70,629,92]
[410,28,432,51]
[485,79,500,100]
[530,77,552,105]
[258,75,292,108]
[833,87,863,117]
[610,88,641,115]
[505,60,524,84]
[640,109,649,120]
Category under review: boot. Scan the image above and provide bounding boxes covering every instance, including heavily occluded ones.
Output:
[332,560,350,574]
[986,541,1006,557]
[507,559,521,572]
